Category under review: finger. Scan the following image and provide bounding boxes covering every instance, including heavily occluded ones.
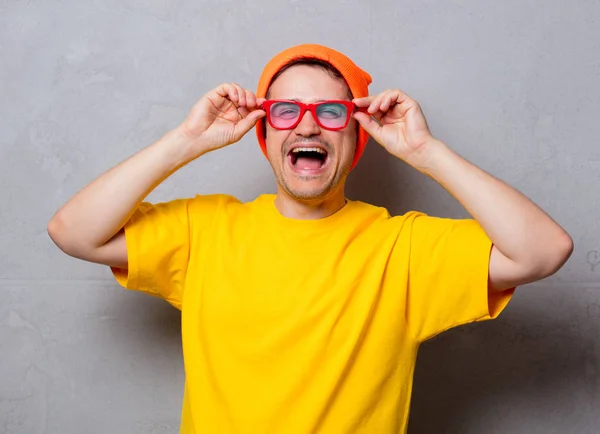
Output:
[368,90,391,114]
[353,96,376,108]
[244,89,258,108]
[376,89,417,120]
[256,97,266,108]
[355,100,384,121]
[380,92,398,113]
[233,83,248,107]
[392,96,421,122]
[214,83,229,97]
[238,106,250,118]
[353,111,382,141]
[369,89,414,115]
[232,110,266,141]
[224,83,240,105]
[217,83,239,104]
[371,110,385,123]
[393,89,413,104]
[389,89,416,114]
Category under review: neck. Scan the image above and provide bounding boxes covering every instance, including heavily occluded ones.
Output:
[274,187,347,220]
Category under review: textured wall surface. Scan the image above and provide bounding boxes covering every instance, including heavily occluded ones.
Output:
[1,1,599,433]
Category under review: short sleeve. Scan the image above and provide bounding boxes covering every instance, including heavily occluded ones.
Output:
[111,198,192,310]
[405,215,514,342]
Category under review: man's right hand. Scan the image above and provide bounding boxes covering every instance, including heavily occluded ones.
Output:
[178,83,266,157]
[48,83,265,269]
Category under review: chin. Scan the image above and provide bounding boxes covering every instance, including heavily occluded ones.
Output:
[269,152,349,202]
[281,175,342,202]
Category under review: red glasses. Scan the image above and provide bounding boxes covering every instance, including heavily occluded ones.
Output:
[262,100,356,131]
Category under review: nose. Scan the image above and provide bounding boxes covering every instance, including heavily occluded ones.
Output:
[294,110,321,136]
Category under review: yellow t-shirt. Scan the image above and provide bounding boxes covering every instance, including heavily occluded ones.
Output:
[112,193,514,433]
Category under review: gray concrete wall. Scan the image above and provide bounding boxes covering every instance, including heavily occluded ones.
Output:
[1,0,599,432]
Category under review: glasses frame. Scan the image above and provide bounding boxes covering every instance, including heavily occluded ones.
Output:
[261,99,357,131]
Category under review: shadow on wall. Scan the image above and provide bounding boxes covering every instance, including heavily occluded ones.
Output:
[98,288,183,370]
[346,137,415,216]
[407,285,600,434]
[345,138,469,218]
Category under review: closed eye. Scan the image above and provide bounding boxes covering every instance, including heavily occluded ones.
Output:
[317,104,346,119]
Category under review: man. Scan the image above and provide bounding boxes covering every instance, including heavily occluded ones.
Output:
[48,44,573,433]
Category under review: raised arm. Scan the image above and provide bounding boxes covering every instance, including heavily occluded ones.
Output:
[353,90,573,292]
[48,83,265,268]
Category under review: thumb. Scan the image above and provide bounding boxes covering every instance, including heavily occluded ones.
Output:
[353,112,382,142]
[231,110,266,141]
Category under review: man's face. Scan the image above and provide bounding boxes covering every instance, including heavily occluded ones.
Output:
[265,65,357,202]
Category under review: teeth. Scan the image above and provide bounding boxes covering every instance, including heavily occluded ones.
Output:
[292,147,326,154]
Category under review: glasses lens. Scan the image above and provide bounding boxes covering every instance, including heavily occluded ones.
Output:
[269,102,301,129]
[316,103,348,129]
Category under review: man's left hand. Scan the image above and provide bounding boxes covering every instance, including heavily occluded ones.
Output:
[353,90,438,168]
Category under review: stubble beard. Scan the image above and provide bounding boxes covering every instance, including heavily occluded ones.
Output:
[279,170,345,201]
[275,139,347,202]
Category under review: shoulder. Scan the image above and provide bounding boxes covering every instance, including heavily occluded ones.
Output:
[189,193,241,207]
[345,199,426,227]
[348,200,482,232]
[187,193,276,219]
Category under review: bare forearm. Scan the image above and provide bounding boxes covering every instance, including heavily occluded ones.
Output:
[414,140,572,274]
[48,127,199,254]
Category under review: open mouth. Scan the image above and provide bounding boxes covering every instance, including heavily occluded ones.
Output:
[288,146,329,172]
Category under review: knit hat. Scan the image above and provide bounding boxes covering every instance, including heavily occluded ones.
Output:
[256,44,372,170]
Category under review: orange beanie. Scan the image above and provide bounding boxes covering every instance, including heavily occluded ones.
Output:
[256,44,372,170]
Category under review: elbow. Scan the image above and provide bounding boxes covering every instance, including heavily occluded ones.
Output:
[561,232,575,261]
[47,214,66,251]
[549,231,574,274]
[536,231,574,279]
[47,213,77,256]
